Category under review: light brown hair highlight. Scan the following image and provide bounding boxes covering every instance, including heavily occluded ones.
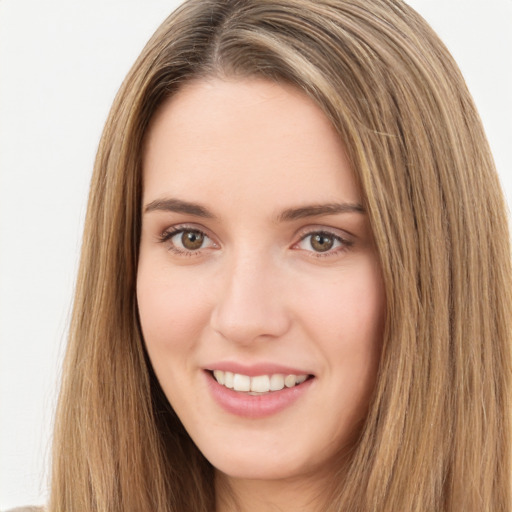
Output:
[49,1,512,511]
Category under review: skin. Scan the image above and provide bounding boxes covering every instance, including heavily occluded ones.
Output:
[137,77,385,512]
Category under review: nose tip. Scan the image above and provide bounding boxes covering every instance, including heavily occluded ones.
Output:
[211,302,289,345]
[209,263,291,345]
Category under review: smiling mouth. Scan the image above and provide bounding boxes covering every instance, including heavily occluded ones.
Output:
[210,370,313,395]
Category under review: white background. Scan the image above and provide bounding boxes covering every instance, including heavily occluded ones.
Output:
[0,0,511,509]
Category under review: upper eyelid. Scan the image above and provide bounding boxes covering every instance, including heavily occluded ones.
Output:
[298,232,348,245]
[160,223,213,240]
[294,224,354,241]
[295,231,352,249]
[157,223,354,250]
[159,226,217,255]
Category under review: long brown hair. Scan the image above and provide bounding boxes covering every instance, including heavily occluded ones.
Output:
[49,1,512,510]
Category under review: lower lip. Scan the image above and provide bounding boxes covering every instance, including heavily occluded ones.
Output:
[205,371,314,418]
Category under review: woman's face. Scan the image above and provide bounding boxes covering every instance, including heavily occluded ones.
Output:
[137,78,385,484]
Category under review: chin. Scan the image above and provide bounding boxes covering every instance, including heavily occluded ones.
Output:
[196,429,347,484]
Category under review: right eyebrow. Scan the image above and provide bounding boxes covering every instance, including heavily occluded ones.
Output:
[276,202,365,222]
[143,198,216,218]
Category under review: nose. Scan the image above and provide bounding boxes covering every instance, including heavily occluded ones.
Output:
[210,253,291,345]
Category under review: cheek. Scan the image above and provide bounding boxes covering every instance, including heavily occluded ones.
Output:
[136,261,212,360]
[299,259,385,349]
[136,263,216,419]
[297,259,385,406]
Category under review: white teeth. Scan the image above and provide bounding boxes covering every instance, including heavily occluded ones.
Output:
[213,369,224,385]
[284,375,296,388]
[224,371,234,389]
[233,373,251,392]
[211,370,309,393]
[269,374,285,391]
[251,375,270,392]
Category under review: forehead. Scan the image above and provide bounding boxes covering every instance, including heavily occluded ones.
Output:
[142,77,361,211]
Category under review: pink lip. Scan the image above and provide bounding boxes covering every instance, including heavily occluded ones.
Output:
[205,361,313,377]
[204,370,314,419]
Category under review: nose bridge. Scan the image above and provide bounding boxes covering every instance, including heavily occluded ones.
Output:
[210,248,290,345]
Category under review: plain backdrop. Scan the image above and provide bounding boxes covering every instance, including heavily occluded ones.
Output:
[0,0,511,509]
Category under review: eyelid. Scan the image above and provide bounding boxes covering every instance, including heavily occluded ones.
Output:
[294,224,354,243]
[292,225,354,255]
[157,223,354,257]
[158,223,219,254]
[159,221,215,238]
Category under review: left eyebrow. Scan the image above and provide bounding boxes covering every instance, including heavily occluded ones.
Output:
[143,197,216,218]
[276,202,365,222]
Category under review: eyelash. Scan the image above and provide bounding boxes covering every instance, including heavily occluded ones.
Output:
[295,230,353,258]
[158,225,353,258]
[158,225,215,257]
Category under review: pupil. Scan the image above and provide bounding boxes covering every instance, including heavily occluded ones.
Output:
[311,234,333,252]
[182,230,204,250]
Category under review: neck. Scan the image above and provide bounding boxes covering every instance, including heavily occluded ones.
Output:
[214,470,337,512]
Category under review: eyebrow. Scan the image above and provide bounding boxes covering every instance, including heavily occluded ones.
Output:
[143,197,365,221]
[276,202,365,222]
[144,198,216,218]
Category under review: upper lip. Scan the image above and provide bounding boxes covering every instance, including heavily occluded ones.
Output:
[204,361,314,377]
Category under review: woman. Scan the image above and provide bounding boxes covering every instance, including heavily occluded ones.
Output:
[47,0,512,510]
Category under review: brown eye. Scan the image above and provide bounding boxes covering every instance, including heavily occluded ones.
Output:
[310,233,334,252]
[181,230,205,250]
[162,227,216,255]
[295,230,349,256]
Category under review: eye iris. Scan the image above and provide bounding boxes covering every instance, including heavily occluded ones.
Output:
[311,233,334,252]
[181,230,204,250]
